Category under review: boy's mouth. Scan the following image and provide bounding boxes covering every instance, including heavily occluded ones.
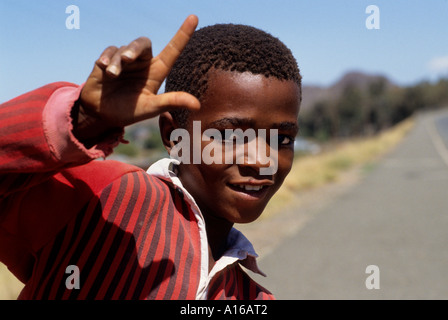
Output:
[227,180,273,200]
[231,184,265,191]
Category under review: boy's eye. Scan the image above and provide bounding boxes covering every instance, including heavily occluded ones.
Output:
[220,130,232,141]
[278,134,294,146]
[213,130,295,146]
[219,129,243,142]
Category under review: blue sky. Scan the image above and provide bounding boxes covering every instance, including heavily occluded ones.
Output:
[1,0,448,103]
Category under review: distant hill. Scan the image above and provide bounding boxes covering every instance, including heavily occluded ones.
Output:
[301,71,396,112]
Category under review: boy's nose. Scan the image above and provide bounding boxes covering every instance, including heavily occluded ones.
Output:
[235,137,278,175]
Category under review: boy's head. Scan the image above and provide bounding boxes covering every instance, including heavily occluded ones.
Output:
[160,23,302,224]
[165,23,302,127]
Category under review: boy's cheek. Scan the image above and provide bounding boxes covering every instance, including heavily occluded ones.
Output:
[278,149,294,170]
[274,155,294,184]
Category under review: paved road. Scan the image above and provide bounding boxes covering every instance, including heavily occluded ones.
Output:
[247,108,448,299]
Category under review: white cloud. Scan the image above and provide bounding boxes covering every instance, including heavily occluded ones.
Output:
[428,56,448,73]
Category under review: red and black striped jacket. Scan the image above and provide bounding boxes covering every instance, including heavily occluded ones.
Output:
[0,82,274,300]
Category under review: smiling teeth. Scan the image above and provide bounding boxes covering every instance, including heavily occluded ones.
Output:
[236,185,263,191]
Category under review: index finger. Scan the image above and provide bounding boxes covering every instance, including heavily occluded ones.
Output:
[154,15,198,76]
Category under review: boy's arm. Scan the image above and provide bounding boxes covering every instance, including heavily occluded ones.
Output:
[0,15,200,284]
[0,82,115,172]
[0,83,121,197]
[0,15,200,197]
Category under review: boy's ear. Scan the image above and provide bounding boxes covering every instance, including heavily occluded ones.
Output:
[159,112,178,154]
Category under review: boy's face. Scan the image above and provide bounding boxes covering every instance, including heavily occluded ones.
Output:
[178,69,300,224]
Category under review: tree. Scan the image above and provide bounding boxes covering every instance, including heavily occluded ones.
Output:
[336,84,364,136]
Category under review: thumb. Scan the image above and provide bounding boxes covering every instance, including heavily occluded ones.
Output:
[147,91,201,114]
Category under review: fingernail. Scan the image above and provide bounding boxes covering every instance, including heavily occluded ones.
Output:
[100,56,110,66]
[107,65,119,76]
[122,50,135,60]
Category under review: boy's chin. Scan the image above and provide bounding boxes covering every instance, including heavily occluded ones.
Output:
[229,209,265,224]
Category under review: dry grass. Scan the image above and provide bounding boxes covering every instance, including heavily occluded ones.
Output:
[0,117,414,300]
[263,117,415,218]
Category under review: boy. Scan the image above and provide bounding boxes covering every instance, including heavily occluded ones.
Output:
[0,15,301,299]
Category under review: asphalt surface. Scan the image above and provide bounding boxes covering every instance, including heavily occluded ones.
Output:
[244,108,448,300]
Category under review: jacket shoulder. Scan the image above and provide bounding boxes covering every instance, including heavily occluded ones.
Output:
[60,160,145,195]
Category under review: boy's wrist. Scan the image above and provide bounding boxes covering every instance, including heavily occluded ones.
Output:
[70,97,81,132]
[70,98,117,149]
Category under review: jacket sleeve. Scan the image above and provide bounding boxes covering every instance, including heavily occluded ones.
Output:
[0,83,124,283]
[0,82,123,197]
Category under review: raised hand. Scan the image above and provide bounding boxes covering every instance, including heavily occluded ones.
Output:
[74,15,200,144]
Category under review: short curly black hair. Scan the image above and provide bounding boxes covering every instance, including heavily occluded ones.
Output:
[165,23,302,127]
